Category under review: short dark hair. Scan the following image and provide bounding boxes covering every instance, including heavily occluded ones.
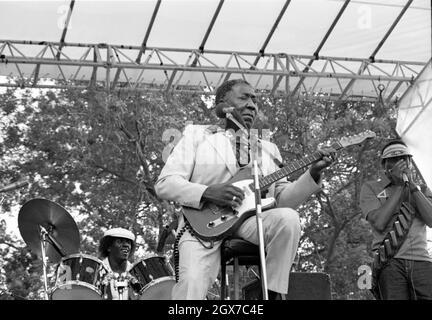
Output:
[215,79,251,105]
[98,236,135,259]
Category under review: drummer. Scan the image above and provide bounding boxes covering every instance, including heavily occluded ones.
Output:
[98,227,139,300]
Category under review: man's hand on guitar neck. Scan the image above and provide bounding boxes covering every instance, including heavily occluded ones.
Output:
[309,147,337,183]
[201,183,245,208]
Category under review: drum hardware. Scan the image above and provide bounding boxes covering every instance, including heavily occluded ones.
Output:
[18,198,80,300]
[41,224,68,257]
[129,275,143,293]
[156,220,178,254]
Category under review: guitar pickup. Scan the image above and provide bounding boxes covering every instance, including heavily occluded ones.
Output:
[207,215,236,229]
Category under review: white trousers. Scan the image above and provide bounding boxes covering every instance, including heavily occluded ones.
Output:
[171,207,301,300]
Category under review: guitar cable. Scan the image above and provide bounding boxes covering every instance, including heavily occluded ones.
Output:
[173,224,187,283]
[173,219,214,283]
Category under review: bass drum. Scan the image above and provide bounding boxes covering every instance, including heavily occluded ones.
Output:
[129,256,175,300]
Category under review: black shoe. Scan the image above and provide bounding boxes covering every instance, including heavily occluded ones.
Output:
[258,290,282,300]
[268,290,282,300]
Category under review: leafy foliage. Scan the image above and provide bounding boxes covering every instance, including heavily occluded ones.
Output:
[0,85,398,299]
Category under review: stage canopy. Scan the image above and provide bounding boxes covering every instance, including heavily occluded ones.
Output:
[397,60,432,189]
[0,0,431,102]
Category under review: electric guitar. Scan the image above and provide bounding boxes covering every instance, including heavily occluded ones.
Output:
[183,131,376,241]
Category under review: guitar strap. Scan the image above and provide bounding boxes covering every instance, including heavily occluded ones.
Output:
[257,140,285,169]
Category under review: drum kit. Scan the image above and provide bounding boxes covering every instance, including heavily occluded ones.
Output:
[18,198,175,300]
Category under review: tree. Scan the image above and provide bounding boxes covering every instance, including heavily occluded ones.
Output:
[255,93,397,299]
[0,85,221,298]
[1,84,398,299]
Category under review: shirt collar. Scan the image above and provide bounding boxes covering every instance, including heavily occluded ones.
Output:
[102,257,132,273]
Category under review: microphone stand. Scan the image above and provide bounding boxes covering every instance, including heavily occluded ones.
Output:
[226,111,269,299]
[225,113,248,136]
[253,160,269,300]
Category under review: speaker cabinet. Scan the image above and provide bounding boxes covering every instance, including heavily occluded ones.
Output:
[242,272,331,300]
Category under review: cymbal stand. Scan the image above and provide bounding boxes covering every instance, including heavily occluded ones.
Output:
[39,225,68,300]
[164,255,175,275]
[39,226,50,300]
[253,160,268,300]
[44,225,68,258]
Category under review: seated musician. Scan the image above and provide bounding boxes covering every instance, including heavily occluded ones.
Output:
[360,139,432,299]
[155,79,336,300]
[98,227,140,300]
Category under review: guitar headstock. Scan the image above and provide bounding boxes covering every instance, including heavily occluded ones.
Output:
[339,130,376,148]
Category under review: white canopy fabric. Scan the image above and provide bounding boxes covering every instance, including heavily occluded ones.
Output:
[396,60,432,189]
[0,0,431,100]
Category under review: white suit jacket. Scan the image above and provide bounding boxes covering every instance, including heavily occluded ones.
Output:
[155,124,321,213]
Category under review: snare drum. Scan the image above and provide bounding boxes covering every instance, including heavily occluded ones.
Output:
[129,256,175,300]
[51,254,108,300]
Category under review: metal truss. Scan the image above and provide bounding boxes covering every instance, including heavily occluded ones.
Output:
[0,0,429,102]
[0,39,426,102]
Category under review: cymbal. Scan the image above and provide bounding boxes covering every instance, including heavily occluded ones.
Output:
[18,198,80,263]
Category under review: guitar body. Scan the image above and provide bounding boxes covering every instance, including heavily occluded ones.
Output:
[182,168,276,241]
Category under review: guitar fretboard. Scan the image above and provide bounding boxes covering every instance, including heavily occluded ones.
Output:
[252,142,342,190]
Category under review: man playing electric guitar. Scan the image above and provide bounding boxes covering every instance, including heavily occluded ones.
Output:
[155,79,336,300]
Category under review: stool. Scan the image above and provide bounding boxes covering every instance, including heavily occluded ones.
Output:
[220,237,260,300]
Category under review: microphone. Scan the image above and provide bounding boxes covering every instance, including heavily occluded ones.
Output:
[215,103,235,118]
[215,102,249,135]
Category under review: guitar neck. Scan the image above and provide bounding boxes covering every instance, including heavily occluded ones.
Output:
[258,142,342,190]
